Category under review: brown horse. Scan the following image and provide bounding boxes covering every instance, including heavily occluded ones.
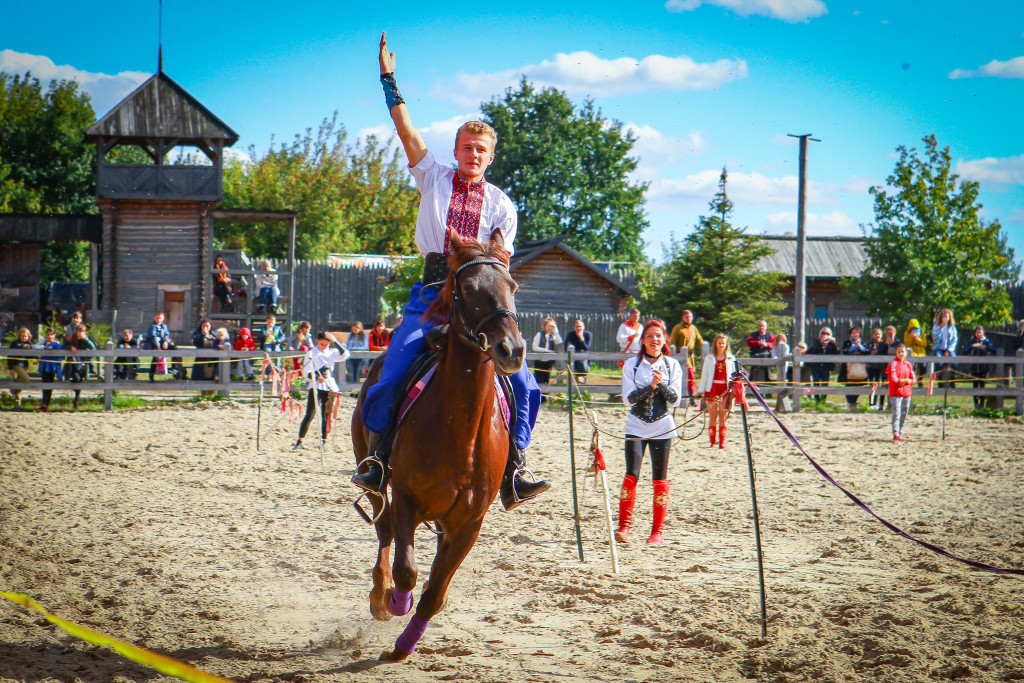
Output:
[350,228,525,661]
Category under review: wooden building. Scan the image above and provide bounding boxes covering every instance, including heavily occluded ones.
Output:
[509,237,639,314]
[752,235,870,319]
[84,71,248,340]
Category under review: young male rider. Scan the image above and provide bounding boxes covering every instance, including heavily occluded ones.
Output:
[353,32,550,511]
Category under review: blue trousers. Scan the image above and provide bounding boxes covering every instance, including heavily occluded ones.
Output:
[361,281,539,449]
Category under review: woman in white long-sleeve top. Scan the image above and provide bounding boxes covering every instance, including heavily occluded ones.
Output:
[616,319,683,545]
[696,334,737,449]
[293,331,350,450]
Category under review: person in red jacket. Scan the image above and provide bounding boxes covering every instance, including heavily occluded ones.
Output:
[368,320,391,351]
[886,343,915,443]
[233,327,257,380]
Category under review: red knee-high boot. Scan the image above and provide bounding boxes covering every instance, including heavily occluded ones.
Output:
[709,425,717,448]
[718,426,727,449]
[615,474,637,542]
[648,480,669,544]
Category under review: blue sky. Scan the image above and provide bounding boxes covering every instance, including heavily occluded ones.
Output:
[3,0,1023,266]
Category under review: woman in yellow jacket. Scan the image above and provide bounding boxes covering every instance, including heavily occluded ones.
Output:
[904,319,927,387]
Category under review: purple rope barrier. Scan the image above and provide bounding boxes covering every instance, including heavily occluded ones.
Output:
[732,370,1024,576]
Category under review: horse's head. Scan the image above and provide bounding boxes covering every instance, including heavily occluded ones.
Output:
[425,229,525,375]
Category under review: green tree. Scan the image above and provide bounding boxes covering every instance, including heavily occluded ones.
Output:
[480,79,649,263]
[220,114,418,260]
[0,73,97,291]
[645,169,786,344]
[847,135,1019,327]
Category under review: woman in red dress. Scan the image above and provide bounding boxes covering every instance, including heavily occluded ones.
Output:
[696,334,737,449]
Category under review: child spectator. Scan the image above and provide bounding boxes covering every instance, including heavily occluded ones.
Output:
[191,319,217,382]
[772,332,790,381]
[233,327,257,380]
[258,314,286,370]
[64,311,83,344]
[963,325,996,409]
[904,318,927,388]
[7,327,34,407]
[142,311,184,381]
[35,327,63,411]
[289,321,313,372]
[114,329,139,380]
[369,320,391,351]
[886,343,915,442]
[256,260,279,314]
[345,321,369,383]
[213,327,232,381]
[68,324,98,409]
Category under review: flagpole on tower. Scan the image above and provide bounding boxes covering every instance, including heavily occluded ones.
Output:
[158,0,164,73]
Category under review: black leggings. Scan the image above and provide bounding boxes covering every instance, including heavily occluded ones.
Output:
[624,436,672,481]
[299,388,332,441]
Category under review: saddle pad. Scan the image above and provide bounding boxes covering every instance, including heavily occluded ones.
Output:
[396,364,511,431]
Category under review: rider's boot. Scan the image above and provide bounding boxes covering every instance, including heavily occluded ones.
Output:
[351,429,387,492]
[500,443,551,511]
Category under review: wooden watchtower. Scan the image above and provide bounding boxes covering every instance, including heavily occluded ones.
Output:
[85,71,240,340]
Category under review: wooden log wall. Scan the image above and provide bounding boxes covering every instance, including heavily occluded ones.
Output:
[512,251,628,315]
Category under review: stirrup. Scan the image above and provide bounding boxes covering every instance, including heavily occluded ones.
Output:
[352,489,387,525]
[351,455,387,490]
[501,466,550,510]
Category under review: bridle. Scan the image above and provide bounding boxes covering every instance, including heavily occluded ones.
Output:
[450,258,518,353]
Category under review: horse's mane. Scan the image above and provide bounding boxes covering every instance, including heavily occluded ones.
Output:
[424,238,511,324]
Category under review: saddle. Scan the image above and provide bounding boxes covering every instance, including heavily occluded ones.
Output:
[376,324,514,485]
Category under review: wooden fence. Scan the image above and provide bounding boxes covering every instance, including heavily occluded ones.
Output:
[3,347,1021,415]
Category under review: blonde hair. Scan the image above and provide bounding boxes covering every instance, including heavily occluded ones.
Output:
[455,121,496,150]
[215,327,229,338]
[935,307,955,327]
[712,333,731,356]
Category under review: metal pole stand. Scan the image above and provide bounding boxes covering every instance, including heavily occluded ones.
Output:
[739,384,768,639]
[567,347,585,563]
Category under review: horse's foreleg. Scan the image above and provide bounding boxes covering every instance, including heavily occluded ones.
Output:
[369,498,394,622]
[382,519,482,661]
[387,496,418,616]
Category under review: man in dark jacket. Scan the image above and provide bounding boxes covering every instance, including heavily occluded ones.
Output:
[746,320,775,385]
[564,319,593,384]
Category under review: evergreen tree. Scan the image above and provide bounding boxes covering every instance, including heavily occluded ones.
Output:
[847,135,1019,326]
[645,169,786,345]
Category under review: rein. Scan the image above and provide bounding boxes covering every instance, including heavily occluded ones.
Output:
[450,258,518,353]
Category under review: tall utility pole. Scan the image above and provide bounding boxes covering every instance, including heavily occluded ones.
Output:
[787,134,820,346]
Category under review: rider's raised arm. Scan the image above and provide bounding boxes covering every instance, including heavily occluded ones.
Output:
[379,32,427,168]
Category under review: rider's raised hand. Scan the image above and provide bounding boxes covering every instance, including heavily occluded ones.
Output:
[379,32,396,75]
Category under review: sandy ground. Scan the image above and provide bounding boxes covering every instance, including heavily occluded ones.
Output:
[1,395,1023,683]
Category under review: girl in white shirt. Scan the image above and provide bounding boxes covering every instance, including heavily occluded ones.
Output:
[531,317,562,385]
[616,320,683,545]
[293,331,350,449]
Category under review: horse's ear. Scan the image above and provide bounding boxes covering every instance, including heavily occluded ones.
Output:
[489,228,505,251]
[449,228,465,250]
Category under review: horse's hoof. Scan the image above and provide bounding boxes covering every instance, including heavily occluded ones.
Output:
[369,589,393,622]
[379,648,409,662]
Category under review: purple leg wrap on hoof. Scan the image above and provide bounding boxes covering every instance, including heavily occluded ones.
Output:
[395,615,430,655]
[389,588,414,616]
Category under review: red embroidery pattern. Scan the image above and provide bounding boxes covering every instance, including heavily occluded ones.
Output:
[444,175,486,255]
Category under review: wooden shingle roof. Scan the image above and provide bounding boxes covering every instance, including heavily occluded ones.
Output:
[86,72,238,144]
[752,236,869,279]
[510,237,641,298]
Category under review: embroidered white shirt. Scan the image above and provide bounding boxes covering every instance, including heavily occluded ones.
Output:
[409,151,518,256]
[616,321,642,354]
[621,354,683,439]
[301,344,350,394]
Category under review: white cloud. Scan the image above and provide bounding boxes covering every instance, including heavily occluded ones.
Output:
[957,154,1024,186]
[840,175,876,194]
[949,56,1024,79]
[0,49,149,116]
[435,51,747,106]
[626,124,706,172]
[760,210,859,235]
[647,168,813,212]
[664,0,827,23]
